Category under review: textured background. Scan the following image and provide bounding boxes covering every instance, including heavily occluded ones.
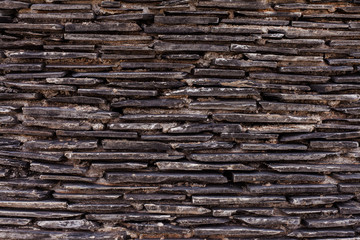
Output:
[1,0,360,239]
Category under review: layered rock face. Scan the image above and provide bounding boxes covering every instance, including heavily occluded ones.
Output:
[1,0,360,239]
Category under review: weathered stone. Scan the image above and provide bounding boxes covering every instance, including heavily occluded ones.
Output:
[144,25,209,34]
[310,141,359,149]
[65,22,140,32]
[260,101,330,112]
[281,208,338,215]
[18,12,94,20]
[193,68,245,77]
[23,107,119,120]
[78,88,158,97]
[0,201,66,210]
[67,203,132,213]
[46,78,101,85]
[89,162,148,172]
[36,219,97,230]
[235,216,301,228]
[280,66,353,74]
[154,42,228,52]
[213,113,320,123]
[268,164,360,173]
[167,87,260,99]
[231,44,298,54]
[248,184,337,194]
[192,196,286,205]
[0,229,124,239]
[102,53,156,60]
[23,120,92,131]
[120,62,193,69]
[213,58,277,68]
[161,186,242,195]
[250,72,330,83]
[171,141,234,151]
[241,143,307,151]
[233,172,324,183]
[0,218,30,226]
[0,63,43,71]
[108,123,177,131]
[176,217,228,226]
[221,133,278,140]
[168,123,242,133]
[126,223,190,235]
[160,34,259,42]
[109,81,185,89]
[97,13,153,21]
[6,51,97,60]
[30,162,87,175]
[4,82,75,92]
[64,33,151,41]
[53,193,121,200]
[0,128,53,137]
[194,226,283,237]
[0,151,61,162]
[144,204,210,215]
[339,184,360,193]
[305,218,360,228]
[65,152,182,161]
[119,114,208,121]
[190,152,334,163]
[288,229,355,238]
[87,213,172,221]
[333,173,360,181]
[39,175,96,183]
[333,76,360,83]
[213,208,275,217]
[292,21,348,29]
[162,54,200,60]
[124,193,185,201]
[106,172,227,183]
[156,161,254,171]
[289,195,354,206]
[265,93,360,102]
[337,201,360,214]
[0,210,81,219]
[198,2,268,9]
[43,45,95,51]
[47,96,106,105]
[112,99,184,108]
[58,183,157,192]
[189,100,257,111]
[245,53,323,62]
[56,130,137,138]
[141,134,213,142]
[155,16,218,24]
[0,116,16,124]
[73,71,186,79]
[103,140,169,151]
[280,132,360,142]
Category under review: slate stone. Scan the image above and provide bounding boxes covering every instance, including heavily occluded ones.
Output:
[154,42,228,52]
[0,0,29,9]
[23,107,119,120]
[47,96,106,105]
[260,101,330,112]
[0,217,30,226]
[250,72,330,83]
[168,123,242,134]
[268,164,360,173]
[89,162,148,172]
[176,217,228,226]
[43,45,95,51]
[167,87,260,99]
[193,226,283,237]
[162,54,201,60]
[53,193,121,200]
[231,44,298,54]
[144,25,210,34]
[78,88,158,97]
[155,16,219,24]
[87,213,172,222]
[161,186,243,195]
[265,93,360,102]
[233,172,324,183]
[310,141,359,149]
[289,195,354,206]
[245,53,323,62]
[339,184,360,193]
[280,66,353,74]
[192,196,286,205]
[39,175,97,183]
[288,229,355,238]
[235,216,301,228]
[213,113,320,123]
[119,114,208,121]
[213,58,277,68]
[144,204,211,215]
[280,132,360,142]
[0,63,43,72]
[23,120,92,131]
[126,223,190,235]
[109,81,185,89]
[112,99,185,108]
[36,219,97,230]
[18,13,95,20]
[159,34,259,42]
[103,140,169,151]
[171,142,235,151]
[0,210,82,219]
[97,13,154,21]
[73,71,186,79]
[120,62,193,69]
[221,133,278,140]
[4,82,76,92]
[106,172,227,183]
[109,122,177,131]
[46,78,101,85]
[123,193,185,201]
[193,68,245,77]
[30,162,87,175]
[248,184,338,194]
[292,21,348,29]
[6,51,97,59]
[337,201,360,214]
[156,161,254,171]
[65,152,182,161]
[189,101,257,111]
[241,143,307,151]
[0,151,61,162]
[141,134,213,142]
[281,208,338,215]
[64,33,152,41]
[0,128,53,137]
[65,22,141,32]
[67,203,132,213]
[332,173,360,181]
[190,152,334,162]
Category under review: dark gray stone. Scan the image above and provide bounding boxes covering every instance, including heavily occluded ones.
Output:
[233,172,324,183]
[65,152,182,161]
[192,196,286,205]
[289,195,354,206]
[144,204,210,215]
[194,226,283,237]
[102,140,170,151]
[65,22,140,32]
[288,229,355,238]
[112,99,184,108]
[213,113,320,123]
[248,184,338,194]
[268,164,360,173]
[156,161,254,171]
[235,216,301,228]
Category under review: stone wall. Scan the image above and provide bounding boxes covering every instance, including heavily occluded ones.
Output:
[1,0,360,239]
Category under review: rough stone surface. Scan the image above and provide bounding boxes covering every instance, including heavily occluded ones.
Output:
[0,1,359,239]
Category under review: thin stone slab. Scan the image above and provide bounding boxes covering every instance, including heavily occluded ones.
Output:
[0,201,67,210]
[112,99,184,108]
[233,172,324,183]
[250,72,330,83]
[65,22,140,32]
[87,213,173,222]
[265,93,360,102]
[0,218,30,226]
[288,195,354,206]
[64,33,152,41]
[213,113,320,123]
[167,87,260,99]
[171,142,235,151]
[6,51,97,59]
[176,217,228,226]
[260,101,330,112]
[193,226,283,237]
[65,152,182,161]
[144,204,210,215]
[46,78,102,85]
[168,123,242,134]
[119,114,208,122]
[288,229,355,238]
[103,140,170,151]
[156,161,254,171]
[192,196,286,205]
[337,201,360,214]
[30,163,87,175]
[190,152,334,162]
[18,13,95,20]
[78,88,158,97]
[268,164,360,173]
[241,143,307,151]
[36,219,97,230]
[123,193,185,201]
[23,120,92,131]
[213,58,277,68]
[0,63,43,71]
[141,134,213,142]
[106,172,227,183]
[305,218,360,228]
[31,4,92,10]
[154,42,228,52]
[248,184,338,194]
[73,71,186,79]
[0,210,82,219]
[235,216,301,228]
